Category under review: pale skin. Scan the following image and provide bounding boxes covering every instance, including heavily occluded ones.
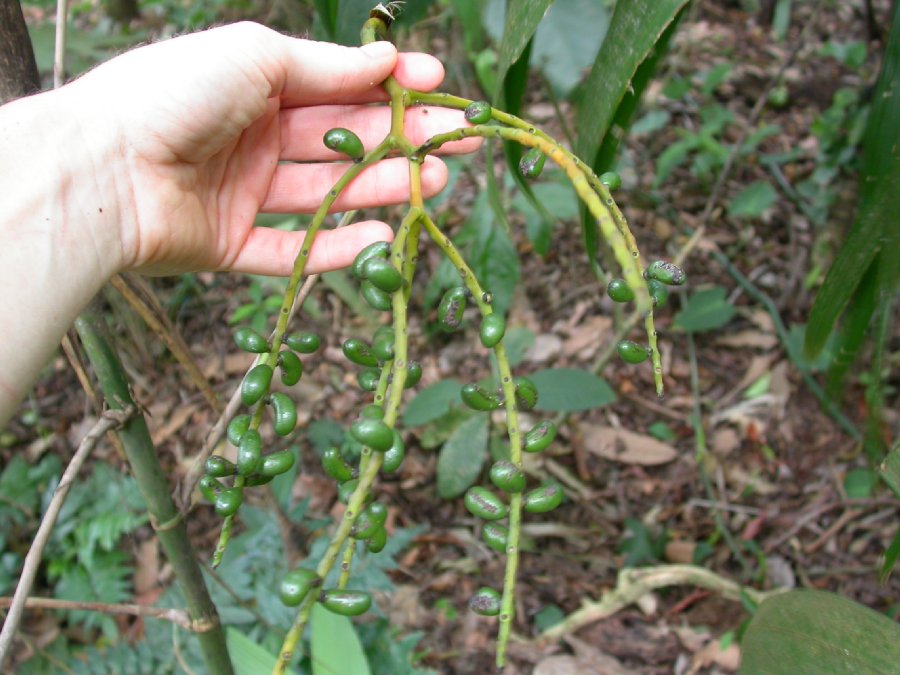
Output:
[0,22,480,426]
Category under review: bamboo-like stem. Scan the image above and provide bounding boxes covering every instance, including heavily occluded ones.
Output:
[73,308,233,675]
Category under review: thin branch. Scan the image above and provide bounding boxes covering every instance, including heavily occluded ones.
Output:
[53,0,69,88]
[0,596,193,630]
[0,408,133,669]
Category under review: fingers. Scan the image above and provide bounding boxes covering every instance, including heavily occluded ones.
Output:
[261,156,449,213]
[280,105,481,160]
[226,220,394,276]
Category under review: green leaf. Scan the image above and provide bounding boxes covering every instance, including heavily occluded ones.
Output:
[618,518,667,567]
[467,211,521,316]
[843,468,876,499]
[648,421,677,443]
[403,380,463,427]
[491,0,555,103]
[881,528,900,583]
[228,628,299,675]
[502,327,536,368]
[880,442,900,498]
[311,602,371,675]
[673,287,737,333]
[437,415,489,499]
[741,590,900,675]
[528,368,616,412]
[511,180,578,255]
[728,181,778,219]
[533,604,566,632]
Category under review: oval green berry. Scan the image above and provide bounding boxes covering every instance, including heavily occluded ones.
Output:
[236,429,262,476]
[360,404,384,420]
[361,257,403,294]
[226,414,252,446]
[198,475,222,502]
[479,314,506,348]
[322,447,354,483]
[357,368,380,392]
[371,330,395,363]
[599,171,622,191]
[523,482,564,514]
[513,376,539,411]
[437,287,467,332]
[323,127,364,161]
[342,338,379,368]
[523,421,557,454]
[360,280,393,311]
[259,449,296,477]
[519,147,546,179]
[351,241,391,279]
[350,418,394,452]
[481,522,509,553]
[489,460,526,494]
[233,327,269,354]
[470,587,502,616]
[616,340,650,364]
[214,487,243,517]
[607,278,635,303]
[404,361,422,389]
[283,331,321,354]
[278,350,303,386]
[279,568,318,607]
[464,487,508,521]
[269,392,297,437]
[367,525,387,553]
[464,100,492,124]
[241,364,273,407]
[320,590,372,616]
[337,478,359,504]
[648,279,669,308]
[353,502,387,540]
[382,430,405,474]
[645,260,686,286]
[205,456,236,478]
[460,383,502,412]
[244,473,275,487]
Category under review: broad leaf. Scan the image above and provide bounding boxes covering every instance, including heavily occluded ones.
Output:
[227,628,299,675]
[728,181,778,219]
[880,442,900,498]
[437,415,489,499]
[311,602,371,675]
[528,368,616,412]
[673,287,736,333]
[403,380,463,426]
[491,0,555,103]
[740,590,900,674]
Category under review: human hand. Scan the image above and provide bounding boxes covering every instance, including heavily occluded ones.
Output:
[64,21,479,276]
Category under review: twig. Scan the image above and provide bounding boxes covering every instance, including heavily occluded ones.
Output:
[536,564,785,642]
[0,596,193,630]
[53,0,68,88]
[0,408,133,669]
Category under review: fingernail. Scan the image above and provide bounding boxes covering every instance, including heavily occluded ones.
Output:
[360,41,396,59]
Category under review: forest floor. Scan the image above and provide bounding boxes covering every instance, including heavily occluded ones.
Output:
[5,1,899,673]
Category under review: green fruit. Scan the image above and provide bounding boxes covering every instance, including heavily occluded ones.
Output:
[283,332,320,354]
[233,327,269,354]
[464,100,492,124]
[470,587,502,616]
[226,414,252,446]
[607,278,635,303]
[361,257,403,293]
[479,314,506,348]
[523,482,564,514]
[353,502,387,539]
[351,241,391,279]
[205,456,236,478]
[461,383,502,412]
[357,368,381,392]
[359,404,384,421]
[367,525,387,553]
[279,568,318,607]
[489,460,526,494]
[616,340,650,364]
[269,392,297,437]
[648,279,669,308]
[350,418,394,452]
[320,590,372,616]
[244,473,275,487]
[513,376,538,411]
[437,287,467,332]
[260,449,296,477]
[482,522,508,553]
[361,280,393,311]
[382,431,405,473]
[278,350,303,386]
[371,330,395,362]
[198,475,222,502]
[337,478,358,504]
[342,339,379,368]
[241,364,273,407]
[214,487,243,517]
[599,171,622,191]
[519,147,546,179]
[523,421,556,454]
[322,447,354,482]
[323,127,364,161]
[404,361,422,389]
[464,487,508,521]
[237,429,262,476]
[645,260,686,286]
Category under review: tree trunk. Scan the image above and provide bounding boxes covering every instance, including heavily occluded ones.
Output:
[0,0,40,105]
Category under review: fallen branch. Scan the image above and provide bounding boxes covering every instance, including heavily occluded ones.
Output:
[0,596,193,631]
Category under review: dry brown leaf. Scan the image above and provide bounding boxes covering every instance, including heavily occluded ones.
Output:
[534,654,637,675]
[665,540,697,564]
[150,403,199,445]
[583,424,678,466]
[715,330,778,350]
[561,315,612,360]
[711,427,741,456]
[525,333,564,364]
